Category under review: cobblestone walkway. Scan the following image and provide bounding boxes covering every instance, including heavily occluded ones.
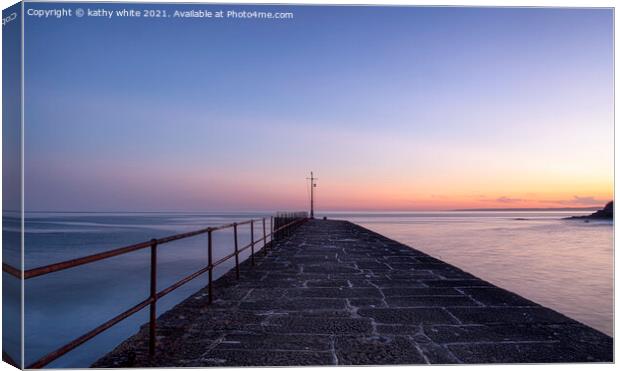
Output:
[94,219,612,366]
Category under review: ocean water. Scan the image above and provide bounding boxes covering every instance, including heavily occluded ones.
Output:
[11,211,613,367]
[321,211,613,337]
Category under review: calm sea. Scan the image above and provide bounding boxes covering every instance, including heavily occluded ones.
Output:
[7,211,613,367]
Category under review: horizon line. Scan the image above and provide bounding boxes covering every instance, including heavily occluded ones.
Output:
[4,206,603,214]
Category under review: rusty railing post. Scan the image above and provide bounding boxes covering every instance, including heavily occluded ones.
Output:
[270,216,274,243]
[149,239,157,356]
[208,229,213,304]
[250,220,255,266]
[262,218,267,255]
[233,223,240,279]
[289,214,292,236]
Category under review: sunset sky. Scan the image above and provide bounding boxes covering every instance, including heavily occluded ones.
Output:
[24,5,613,211]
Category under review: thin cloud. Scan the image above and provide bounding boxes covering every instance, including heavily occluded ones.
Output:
[480,196,524,203]
[496,196,523,203]
[552,196,608,206]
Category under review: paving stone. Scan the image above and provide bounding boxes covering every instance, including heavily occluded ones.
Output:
[306,279,350,288]
[348,298,386,308]
[543,323,613,345]
[541,324,613,359]
[424,324,558,344]
[389,262,430,270]
[448,342,611,363]
[266,316,374,335]
[335,336,427,365]
[381,287,462,297]
[384,256,420,262]
[329,272,376,280]
[240,280,304,288]
[287,287,382,298]
[358,308,458,325]
[188,311,266,332]
[266,310,352,319]
[197,349,334,366]
[216,333,332,351]
[422,279,494,288]
[239,298,346,311]
[416,257,445,264]
[412,334,461,364]
[370,279,428,288]
[163,339,214,361]
[347,279,375,288]
[264,273,324,281]
[459,287,538,307]
[355,262,391,270]
[447,307,575,325]
[385,295,481,308]
[304,265,360,274]
[243,288,287,300]
[386,271,441,280]
[417,263,461,270]
[376,324,422,335]
[434,269,479,280]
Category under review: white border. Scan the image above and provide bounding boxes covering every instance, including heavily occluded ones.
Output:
[0,1,615,371]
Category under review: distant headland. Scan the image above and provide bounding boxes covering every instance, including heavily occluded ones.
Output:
[564,201,613,220]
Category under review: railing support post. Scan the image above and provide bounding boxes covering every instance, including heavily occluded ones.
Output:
[262,218,267,255]
[149,239,157,357]
[208,229,213,304]
[289,215,292,236]
[233,223,239,279]
[270,216,274,244]
[250,220,255,266]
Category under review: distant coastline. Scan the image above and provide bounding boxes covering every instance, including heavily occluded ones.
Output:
[451,207,599,212]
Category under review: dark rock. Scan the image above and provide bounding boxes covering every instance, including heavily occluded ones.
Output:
[565,201,613,220]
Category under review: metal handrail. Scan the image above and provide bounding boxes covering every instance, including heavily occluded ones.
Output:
[2,212,308,368]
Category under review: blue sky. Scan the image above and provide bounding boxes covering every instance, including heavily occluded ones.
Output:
[23,4,613,211]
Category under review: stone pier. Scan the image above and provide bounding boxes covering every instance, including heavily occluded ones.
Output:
[93,219,612,366]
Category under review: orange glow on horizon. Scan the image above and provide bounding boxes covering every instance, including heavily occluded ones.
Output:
[307,181,613,211]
